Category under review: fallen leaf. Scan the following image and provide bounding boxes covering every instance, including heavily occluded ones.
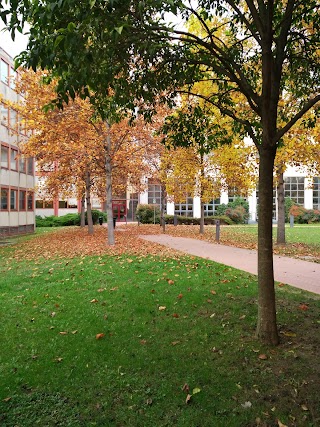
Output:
[158,306,166,311]
[210,290,217,295]
[96,333,105,340]
[172,313,179,318]
[278,420,288,427]
[171,341,180,346]
[72,330,78,334]
[182,383,190,393]
[140,339,147,345]
[110,287,118,291]
[301,404,308,411]
[167,279,174,285]
[192,387,201,395]
[90,298,99,303]
[186,394,192,404]
[50,312,56,317]
[241,401,252,409]
[177,293,183,299]
[258,354,268,360]
[278,283,285,287]
[299,304,309,311]
[3,397,11,402]
[55,357,63,363]
[59,331,68,335]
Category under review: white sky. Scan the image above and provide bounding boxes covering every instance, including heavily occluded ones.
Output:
[0,23,29,59]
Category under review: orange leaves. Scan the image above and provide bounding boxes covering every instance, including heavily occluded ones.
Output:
[95,333,105,340]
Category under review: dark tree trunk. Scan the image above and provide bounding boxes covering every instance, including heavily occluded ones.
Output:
[200,201,204,234]
[80,196,85,227]
[161,185,166,233]
[276,169,286,244]
[85,171,94,235]
[256,146,279,345]
[105,121,115,245]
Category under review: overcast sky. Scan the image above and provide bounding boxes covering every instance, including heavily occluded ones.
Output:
[0,23,29,59]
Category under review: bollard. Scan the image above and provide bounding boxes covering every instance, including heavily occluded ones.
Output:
[173,215,178,226]
[98,217,103,226]
[113,217,116,229]
[215,219,220,243]
[290,214,294,228]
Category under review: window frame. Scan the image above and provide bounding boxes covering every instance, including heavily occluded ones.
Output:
[10,188,18,211]
[1,144,9,169]
[1,187,9,211]
[19,190,26,211]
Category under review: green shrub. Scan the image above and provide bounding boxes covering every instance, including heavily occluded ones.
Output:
[86,210,107,225]
[164,215,233,225]
[136,204,161,224]
[289,205,320,224]
[53,213,81,226]
[36,215,56,227]
[215,197,249,223]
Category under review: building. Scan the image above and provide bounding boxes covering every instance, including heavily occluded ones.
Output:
[0,47,35,236]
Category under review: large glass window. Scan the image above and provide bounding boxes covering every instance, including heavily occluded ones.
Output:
[19,156,26,173]
[10,148,18,170]
[27,157,34,175]
[10,189,18,210]
[313,177,320,210]
[175,195,194,217]
[148,184,162,206]
[0,59,9,84]
[228,187,247,203]
[19,190,26,210]
[204,198,220,216]
[1,188,9,210]
[9,109,17,129]
[27,192,34,211]
[284,177,305,205]
[1,145,9,168]
[1,104,9,126]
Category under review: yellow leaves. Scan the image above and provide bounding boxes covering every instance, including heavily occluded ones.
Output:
[95,333,105,340]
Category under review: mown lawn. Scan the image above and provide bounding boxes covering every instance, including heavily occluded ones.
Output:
[0,227,319,426]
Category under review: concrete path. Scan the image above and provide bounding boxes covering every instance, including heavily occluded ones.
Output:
[140,235,320,295]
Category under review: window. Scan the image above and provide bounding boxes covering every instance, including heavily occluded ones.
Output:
[228,187,247,203]
[10,189,18,210]
[19,156,26,173]
[10,67,16,89]
[19,190,26,210]
[1,188,9,210]
[1,145,9,168]
[9,109,17,129]
[0,59,9,84]
[313,177,320,210]
[27,157,34,175]
[59,200,68,208]
[36,200,54,209]
[204,198,220,216]
[175,195,194,217]
[1,104,9,126]
[10,148,18,170]
[284,177,305,205]
[148,184,162,206]
[27,192,34,211]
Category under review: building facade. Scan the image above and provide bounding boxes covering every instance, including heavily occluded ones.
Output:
[0,47,35,236]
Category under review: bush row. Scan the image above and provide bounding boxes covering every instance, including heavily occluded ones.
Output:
[36,210,107,227]
[289,205,320,224]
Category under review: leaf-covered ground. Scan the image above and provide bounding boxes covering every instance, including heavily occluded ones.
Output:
[8,224,319,263]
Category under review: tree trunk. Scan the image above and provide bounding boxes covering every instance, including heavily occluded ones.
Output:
[85,171,94,235]
[105,121,115,245]
[276,169,286,244]
[80,196,86,227]
[256,146,279,345]
[161,184,166,233]
[200,201,204,234]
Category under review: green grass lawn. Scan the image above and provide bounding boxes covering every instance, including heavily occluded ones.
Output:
[0,241,319,426]
[221,223,320,246]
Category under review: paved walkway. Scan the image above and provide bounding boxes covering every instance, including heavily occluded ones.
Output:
[140,235,320,295]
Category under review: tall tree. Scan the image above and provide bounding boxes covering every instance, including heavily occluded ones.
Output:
[3,1,319,344]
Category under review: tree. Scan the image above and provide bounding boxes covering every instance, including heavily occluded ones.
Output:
[15,69,156,241]
[3,1,319,344]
